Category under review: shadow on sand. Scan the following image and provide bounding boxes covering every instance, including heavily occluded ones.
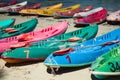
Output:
[5,61,43,67]
[0,69,5,79]
[91,74,120,80]
[46,65,90,75]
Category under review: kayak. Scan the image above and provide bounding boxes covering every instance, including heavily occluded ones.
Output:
[90,45,120,79]
[44,28,120,68]
[19,3,63,16]
[0,20,68,53]
[0,18,15,29]
[0,24,98,63]
[0,18,38,39]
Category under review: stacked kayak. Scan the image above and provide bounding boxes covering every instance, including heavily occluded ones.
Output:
[44,28,120,68]
[90,46,120,79]
[0,1,27,13]
[0,18,38,39]
[0,20,68,53]
[37,4,80,17]
[0,24,98,63]
[0,0,17,7]
[0,18,15,29]
[74,7,107,25]
[19,3,63,15]
[8,2,41,15]
[54,5,93,18]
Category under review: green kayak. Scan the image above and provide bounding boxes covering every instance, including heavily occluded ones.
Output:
[90,45,120,79]
[1,24,98,63]
[0,18,38,39]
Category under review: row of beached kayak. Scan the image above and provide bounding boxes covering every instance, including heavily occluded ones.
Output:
[1,1,120,25]
[0,1,120,25]
[0,3,120,79]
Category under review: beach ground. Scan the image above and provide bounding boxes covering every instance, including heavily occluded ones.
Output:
[0,14,120,80]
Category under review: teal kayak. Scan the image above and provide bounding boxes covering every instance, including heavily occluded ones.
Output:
[1,24,98,63]
[0,18,38,39]
[0,18,15,29]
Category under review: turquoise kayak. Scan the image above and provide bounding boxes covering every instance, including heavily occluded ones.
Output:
[0,18,15,29]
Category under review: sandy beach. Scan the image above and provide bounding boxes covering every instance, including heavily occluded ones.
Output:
[0,13,120,80]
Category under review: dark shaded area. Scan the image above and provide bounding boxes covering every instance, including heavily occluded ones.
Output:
[46,65,90,74]
[5,60,43,67]
[0,69,5,79]
[91,74,120,80]
[107,21,120,25]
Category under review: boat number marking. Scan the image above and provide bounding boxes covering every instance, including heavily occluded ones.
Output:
[24,50,30,58]
[66,55,71,63]
[108,62,120,72]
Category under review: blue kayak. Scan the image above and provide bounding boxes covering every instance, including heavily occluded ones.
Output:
[44,28,120,67]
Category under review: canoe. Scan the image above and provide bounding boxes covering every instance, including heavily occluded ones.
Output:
[0,0,17,7]
[90,46,120,79]
[0,1,27,13]
[37,4,80,17]
[0,24,98,63]
[54,5,93,18]
[107,10,120,25]
[19,3,63,15]
[0,18,38,39]
[74,7,107,24]
[0,20,68,53]
[44,28,120,68]
[0,18,15,29]
[8,3,41,15]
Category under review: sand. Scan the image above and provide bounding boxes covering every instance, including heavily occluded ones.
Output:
[0,14,120,80]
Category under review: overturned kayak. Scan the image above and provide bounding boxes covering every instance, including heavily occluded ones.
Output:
[44,28,120,68]
[0,24,98,63]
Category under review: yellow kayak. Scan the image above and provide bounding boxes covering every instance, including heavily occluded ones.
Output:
[19,3,63,15]
[37,4,80,16]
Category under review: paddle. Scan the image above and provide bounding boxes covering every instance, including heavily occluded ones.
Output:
[32,37,84,44]
[53,40,120,56]
[9,37,83,49]
[3,28,18,33]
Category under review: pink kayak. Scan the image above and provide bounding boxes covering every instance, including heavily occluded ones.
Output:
[74,7,107,24]
[107,10,120,21]
[0,20,68,53]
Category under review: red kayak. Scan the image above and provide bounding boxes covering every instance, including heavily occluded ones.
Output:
[54,5,93,18]
[0,20,68,53]
[74,7,107,24]
[0,0,17,7]
[24,3,41,9]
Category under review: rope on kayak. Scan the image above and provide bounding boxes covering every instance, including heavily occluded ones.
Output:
[49,57,60,75]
